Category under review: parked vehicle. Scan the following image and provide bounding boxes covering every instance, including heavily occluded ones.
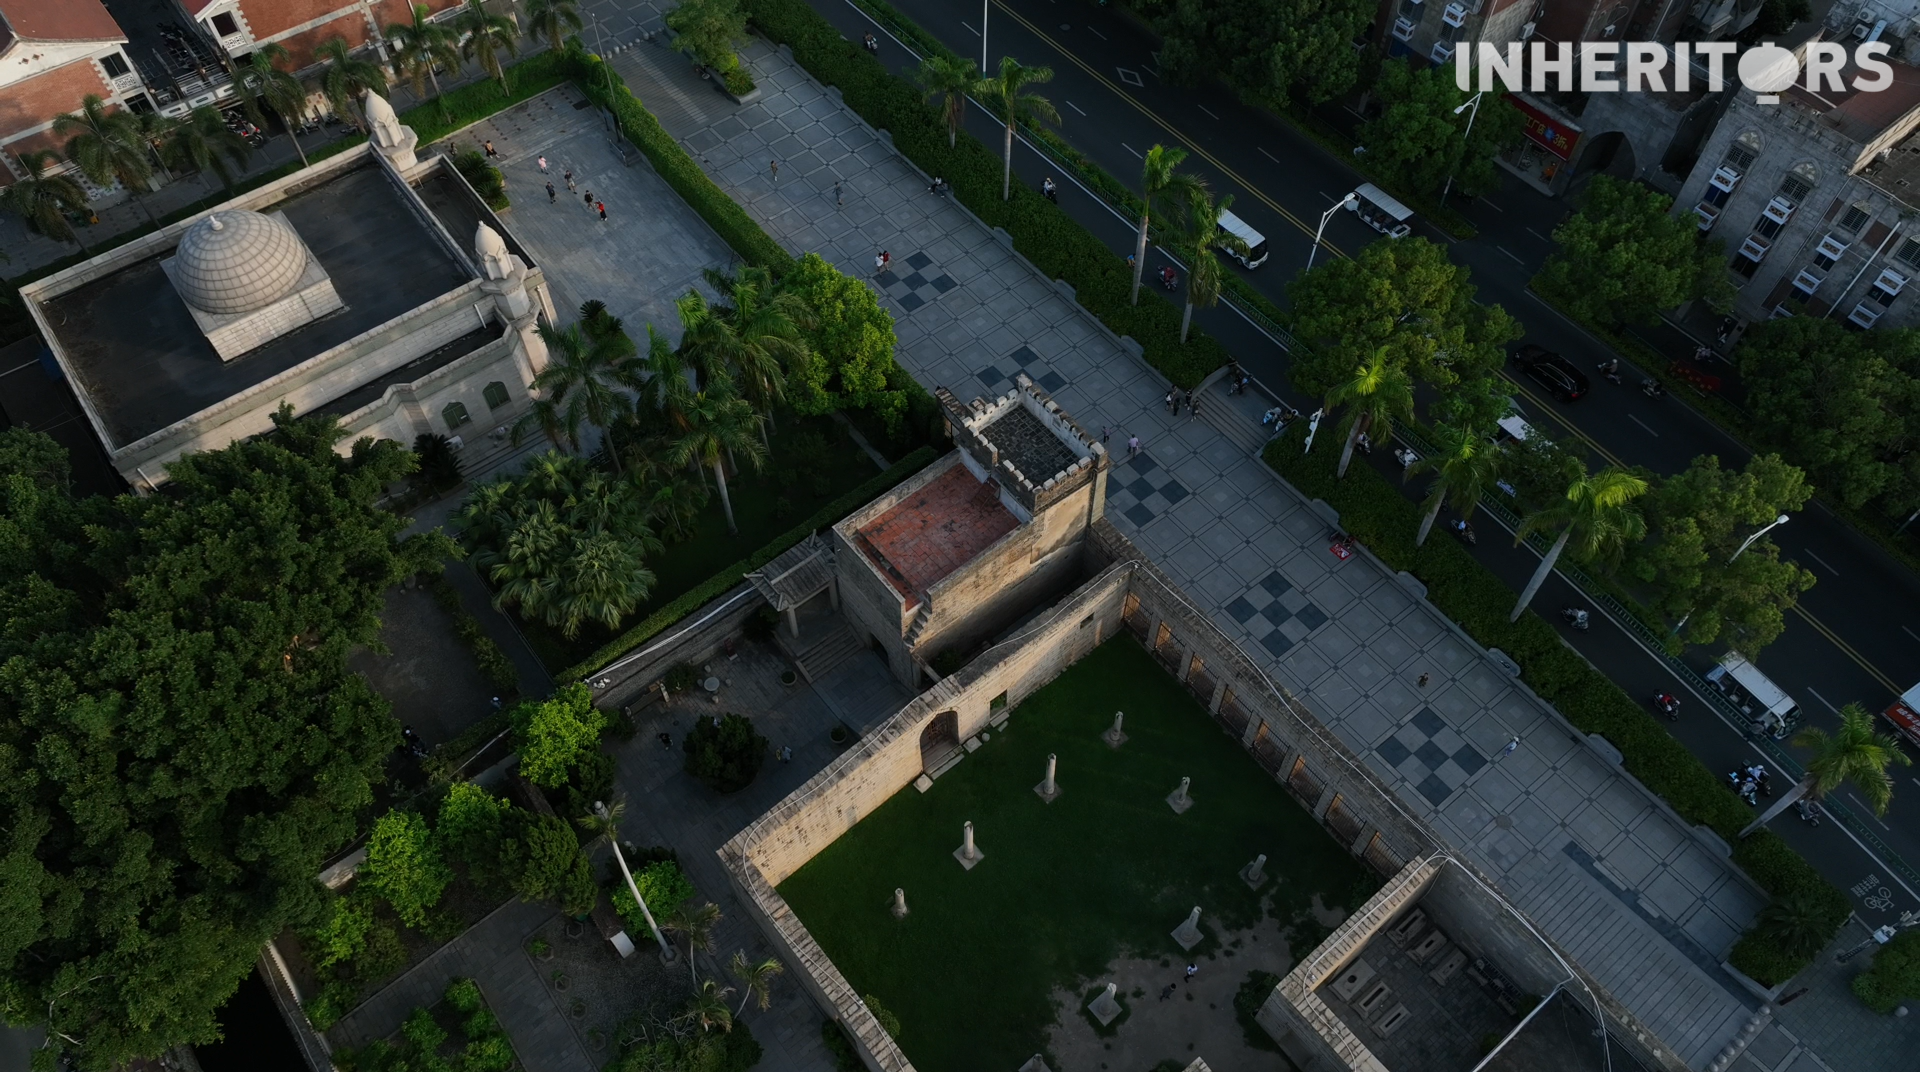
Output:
[1215,207,1269,269]
[1348,182,1414,238]
[1511,344,1590,401]
[1707,654,1802,740]
[1880,682,1920,749]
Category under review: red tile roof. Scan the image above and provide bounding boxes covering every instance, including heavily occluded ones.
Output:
[0,0,124,44]
[854,464,1018,608]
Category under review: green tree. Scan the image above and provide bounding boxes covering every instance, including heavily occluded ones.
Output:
[454,0,520,90]
[54,94,157,224]
[729,952,784,1015]
[158,105,253,191]
[1286,236,1520,399]
[1537,176,1734,328]
[236,44,313,168]
[1854,928,1920,1014]
[779,252,901,420]
[0,413,452,1069]
[386,4,462,109]
[513,315,642,464]
[666,0,750,75]
[2,149,89,248]
[511,684,607,788]
[977,56,1060,201]
[498,809,595,912]
[1625,454,1815,655]
[683,713,769,792]
[678,269,812,433]
[309,894,376,968]
[1132,144,1205,306]
[315,37,389,132]
[1178,187,1247,342]
[1743,704,1912,836]
[1358,59,1522,200]
[1323,350,1414,479]
[666,384,768,534]
[685,978,736,1032]
[363,810,453,928]
[1752,887,1842,964]
[437,781,509,875]
[1428,373,1514,442]
[1407,423,1501,546]
[1510,466,1649,621]
[918,55,979,148]
[525,0,583,53]
[664,901,723,983]
[1144,0,1371,106]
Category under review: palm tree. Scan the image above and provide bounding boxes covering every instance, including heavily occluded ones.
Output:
[316,37,389,132]
[918,55,979,148]
[238,44,313,168]
[1751,887,1843,962]
[728,951,784,1016]
[1741,704,1912,836]
[53,95,157,225]
[525,0,583,53]
[386,4,461,110]
[157,107,252,192]
[514,319,642,466]
[455,0,520,92]
[1178,188,1247,343]
[1509,466,1648,622]
[576,798,676,960]
[1323,351,1414,479]
[683,979,735,1034]
[667,385,766,534]
[2,151,89,249]
[1132,144,1204,305]
[977,56,1059,201]
[1406,423,1501,546]
[554,529,656,636]
[676,275,811,437]
[663,901,723,984]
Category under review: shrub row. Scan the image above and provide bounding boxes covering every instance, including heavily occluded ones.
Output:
[423,570,521,693]
[567,47,794,272]
[1260,426,1847,985]
[742,0,1230,387]
[556,446,938,682]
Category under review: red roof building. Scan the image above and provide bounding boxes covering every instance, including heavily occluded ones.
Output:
[0,0,144,180]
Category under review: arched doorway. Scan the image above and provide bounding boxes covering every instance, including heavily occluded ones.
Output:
[1572,131,1636,186]
[920,711,959,772]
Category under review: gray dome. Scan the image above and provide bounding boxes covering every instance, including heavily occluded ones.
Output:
[172,210,307,315]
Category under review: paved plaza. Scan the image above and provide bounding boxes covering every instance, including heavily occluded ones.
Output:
[591,32,1811,1071]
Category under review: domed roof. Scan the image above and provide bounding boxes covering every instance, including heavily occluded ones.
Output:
[172,210,308,315]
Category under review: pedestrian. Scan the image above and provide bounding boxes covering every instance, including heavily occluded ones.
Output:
[597,200,607,221]
[1100,425,1111,444]
[834,179,844,207]
[1127,434,1141,459]
[770,158,779,181]
[490,696,502,711]
[483,139,498,158]
[564,169,576,192]
[537,155,548,172]
[1184,964,1198,981]
[1417,673,1430,688]
[546,180,556,203]
[1159,984,1175,1001]
[1164,388,1176,414]
[863,32,878,54]
[1501,735,1520,758]
[1189,394,1201,418]
[658,731,672,749]
[584,189,593,206]
[1042,176,1057,203]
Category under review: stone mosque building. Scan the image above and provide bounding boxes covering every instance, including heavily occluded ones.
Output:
[20,93,553,490]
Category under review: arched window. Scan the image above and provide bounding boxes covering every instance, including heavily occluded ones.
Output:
[1724,131,1763,170]
[443,401,471,430]
[1777,163,1818,205]
[483,380,510,409]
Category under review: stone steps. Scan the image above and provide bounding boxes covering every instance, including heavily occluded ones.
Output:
[1199,381,1277,457]
[784,623,863,684]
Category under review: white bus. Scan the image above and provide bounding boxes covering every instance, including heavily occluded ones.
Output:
[1216,208,1269,268]
[1349,183,1414,239]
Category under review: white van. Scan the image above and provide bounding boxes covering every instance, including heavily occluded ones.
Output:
[1216,208,1269,269]
[1707,653,1801,736]
[1349,183,1414,239]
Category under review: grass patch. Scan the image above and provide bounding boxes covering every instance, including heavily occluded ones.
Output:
[776,635,1375,1072]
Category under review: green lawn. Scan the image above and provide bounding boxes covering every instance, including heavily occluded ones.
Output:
[518,414,881,671]
[777,636,1378,1072]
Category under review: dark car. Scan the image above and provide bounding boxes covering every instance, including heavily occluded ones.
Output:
[1510,344,1589,401]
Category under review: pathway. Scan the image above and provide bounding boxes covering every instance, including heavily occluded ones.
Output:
[603,34,1792,1071]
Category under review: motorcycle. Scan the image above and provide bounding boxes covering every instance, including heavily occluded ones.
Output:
[1449,518,1476,546]
[1597,359,1622,385]
[1640,378,1667,399]
[1561,606,1590,631]
[1652,692,1681,722]
[1796,799,1823,826]
[1159,266,1179,291]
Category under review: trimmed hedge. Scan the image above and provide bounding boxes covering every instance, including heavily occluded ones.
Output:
[556,446,938,682]
[1261,425,1847,985]
[742,0,1229,387]
[423,571,520,692]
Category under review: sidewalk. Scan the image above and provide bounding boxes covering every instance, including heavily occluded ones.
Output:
[608,33,1800,1070]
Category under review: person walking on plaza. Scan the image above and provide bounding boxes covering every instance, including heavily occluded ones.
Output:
[1501,735,1520,758]
[564,168,576,192]
[597,200,607,221]
[1127,434,1141,459]
[546,181,556,203]
[1164,388,1176,414]
[770,158,780,181]
[537,155,548,172]
[834,179,843,207]
[483,139,498,158]
[875,250,891,275]
[584,189,593,207]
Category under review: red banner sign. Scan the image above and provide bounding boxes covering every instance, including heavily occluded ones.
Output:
[1505,94,1581,161]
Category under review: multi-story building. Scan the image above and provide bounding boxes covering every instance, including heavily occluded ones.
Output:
[1675,36,1920,328]
[0,0,150,184]
[172,0,458,72]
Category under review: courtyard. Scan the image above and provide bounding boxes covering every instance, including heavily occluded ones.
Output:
[777,636,1378,1072]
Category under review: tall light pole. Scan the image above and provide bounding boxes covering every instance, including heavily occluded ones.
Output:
[1440,91,1484,204]
[981,0,989,71]
[1732,514,1790,563]
[1308,193,1356,269]
[593,800,677,963]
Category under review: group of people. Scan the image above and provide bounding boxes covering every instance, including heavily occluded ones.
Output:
[1728,763,1772,806]
[1163,387,1200,418]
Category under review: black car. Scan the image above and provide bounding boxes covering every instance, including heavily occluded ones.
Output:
[1510,344,1589,401]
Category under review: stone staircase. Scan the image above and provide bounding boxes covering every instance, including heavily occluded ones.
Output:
[778,621,864,684]
[1199,378,1280,457]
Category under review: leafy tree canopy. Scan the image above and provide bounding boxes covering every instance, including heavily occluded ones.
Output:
[361,810,452,929]
[1358,59,1522,200]
[1140,0,1374,106]
[1536,175,1734,328]
[781,252,902,422]
[510,684,606,789]
[0,413,452,1069]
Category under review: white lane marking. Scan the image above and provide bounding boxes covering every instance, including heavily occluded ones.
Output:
[1122,142,1144,158]
[1806,686,1840,714]
[1067,100,1087,116]
[1498,246,1524,265]
[1904,625,1920,644]
[1199,104,1220,120]
[1089,26,1107,40]
[1625,415,1658,436]
[1481,200,1505,213]
[1803,549,1841,575]
[962,20,980,36]
[1527,227,1548,241]
[1258,147,1280,163]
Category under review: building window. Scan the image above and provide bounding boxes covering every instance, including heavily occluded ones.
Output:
[443,401,472,429]
[1732,254,1761,279]
[210,11,239,35]
[1840,204,1872,232]
[483,381,511,409]
[1778,174,1814,204]
[1724,144,1758,170]
[100,52,130,78]
[1896,238,1920,269]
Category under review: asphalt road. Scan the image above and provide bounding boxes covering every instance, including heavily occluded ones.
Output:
[795,0,1920,920]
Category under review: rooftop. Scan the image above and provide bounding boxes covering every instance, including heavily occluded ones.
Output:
[38,162,470,448]
[1319,913,1522,1071]
[980,403,1079,489]
[852,462,1018,607]
[0,0,122,47]
[1783,56,1920,144]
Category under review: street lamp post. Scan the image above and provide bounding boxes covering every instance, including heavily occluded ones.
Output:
[1440,91,1484,204]
[981,0,989,71]
[1731,514,1791,563]
[595,800,677,963]
[1308,193,1357,270]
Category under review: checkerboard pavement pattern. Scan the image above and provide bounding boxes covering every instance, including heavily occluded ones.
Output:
[1103,451,1189,529]
[1224,570,1330,658]
[876,251,957,314]
[1374,706,1488,807]
[975,344,1068,395]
